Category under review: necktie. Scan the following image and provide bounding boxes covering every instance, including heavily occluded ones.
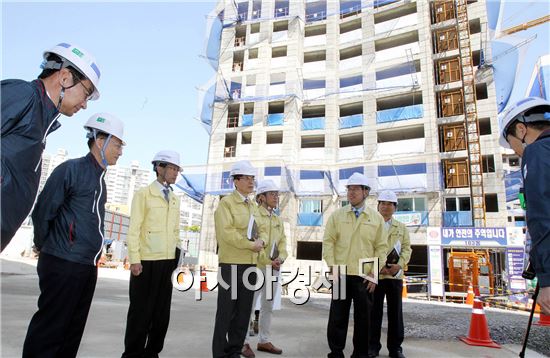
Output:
[244,198,249,204]
[353,208,360,218]
[163,188,170,202]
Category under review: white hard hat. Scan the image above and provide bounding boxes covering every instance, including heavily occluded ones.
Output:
[152,150,181,168]
[498,97,550,148]
[346,172,370,189]
[256,179,279,195]
[84,113,125,144]
[230,160,256,177]
[42,43,101,100]
[378,190,398,203]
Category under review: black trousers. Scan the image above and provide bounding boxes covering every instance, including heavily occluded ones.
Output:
[212,263,257,358]
[327,275,372,358]
[22,253,98,358]
[122,257,177,358]
[369,279,404,354]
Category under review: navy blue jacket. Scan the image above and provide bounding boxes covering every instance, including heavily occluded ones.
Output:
[1,79,60,245]
[523,129,550,287]
[32,153,107,266]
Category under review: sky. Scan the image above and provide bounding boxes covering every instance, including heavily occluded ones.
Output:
[2,0,217,168]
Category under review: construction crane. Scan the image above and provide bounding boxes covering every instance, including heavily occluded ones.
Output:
[500,14,550,36]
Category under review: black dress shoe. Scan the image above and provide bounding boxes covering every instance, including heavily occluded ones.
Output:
[389,351,405,358]
[367,351,378,358]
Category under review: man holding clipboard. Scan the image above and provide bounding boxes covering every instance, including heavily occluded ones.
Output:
[369,191,412,358]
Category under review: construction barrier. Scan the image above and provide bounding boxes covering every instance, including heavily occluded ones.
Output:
[459,299,501,349]
[535,311,550,327]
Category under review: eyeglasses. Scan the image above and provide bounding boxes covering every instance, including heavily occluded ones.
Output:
[79,81,94,101]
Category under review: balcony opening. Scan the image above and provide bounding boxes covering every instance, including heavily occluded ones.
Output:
[251,0,262,19]
[340,101,363,117]
[232,51,244,72]
[485,194,499,212]
[248,48,258,59]
[274,0,289,18]
[305,24,326,37]
[227,104,240,128]
[303,105,325,118]
[438,90,464,117]
[444,159,469,188]
[439,123,466,152]
[446,197,471,212]
[304,49,326,63]
[340,0,361,18]
[374,2,417,24]
[268,101,284,114]
[476,83,488,100]
[268,100,285,126]
[469,18,481,34]
[235,26,246,47]
[273,20,288,32]
[433,28,458,53]
[435,57,461,84]
[482,155,495,173]
[377,92,422,111]
[243,102,254,115]
[250,23,260,34]
[242,131,252,145]
[472,50,481,66]
[224,133,237,158]
[306,0,327,23]
[237,1,248,21]
[375,30,418,51]
[230,79,242,99]
[272,46,287,58]
[339,133,363,148]
[378,124,424,143]
[478,117,491,135]
[340,18,361,34]
[340,45,362,60]
[266,131,283,144]
[430,0,455,24]
[301,135,325,148]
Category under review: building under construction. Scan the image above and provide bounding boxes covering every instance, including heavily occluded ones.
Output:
[197,0,514,290]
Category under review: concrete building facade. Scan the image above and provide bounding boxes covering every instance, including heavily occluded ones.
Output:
[199,0,508,277]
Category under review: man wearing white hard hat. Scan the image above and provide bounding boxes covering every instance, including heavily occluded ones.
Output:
[23,113,124,357]
[499,97,550,315]
[323,172,387,358]
[212,160,266,358]
[369,190,411,358]
[1,43,101,251]
[242,179,287,357]
[122,150,182,357]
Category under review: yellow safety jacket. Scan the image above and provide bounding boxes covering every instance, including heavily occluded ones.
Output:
[380,218,412,280]
[323,205,388,276]
[256,206,288,267]
[215,191,267,264]
[127,181,180,264]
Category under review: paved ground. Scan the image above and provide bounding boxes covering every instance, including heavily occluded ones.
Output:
[0,258,545,358]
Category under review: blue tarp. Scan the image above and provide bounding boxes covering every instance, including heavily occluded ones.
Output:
[443,212,473,227]
[339,114,363,129]
[376,62,415,80]
[304,78,326,90]
[505,170,523,202]
[267,113,284,126]
[300,170,325,180]
[302,117,325,130]
[376,104,423,124]
[340,75,362,88]
[339,166,363,179]
[297,213,323,226]
[265,166,281,176]
[378,163,426,176]
[242,114,253,126]
[175,172,207,204]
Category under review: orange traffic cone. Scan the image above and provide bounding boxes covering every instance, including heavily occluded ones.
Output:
[535,311,550,327]
[466,283,474,306]
[460,299,501,348]
[200,267,209,293]
[402,276,408,299]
